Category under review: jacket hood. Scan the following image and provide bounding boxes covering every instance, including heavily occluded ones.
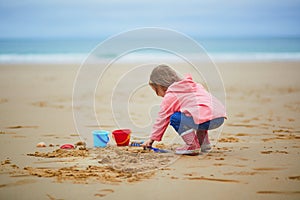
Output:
[167,74,199,93]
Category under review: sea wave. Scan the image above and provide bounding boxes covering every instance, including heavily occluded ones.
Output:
[0,54,88,64]
[209,52,300,62]
[0,52,300,64]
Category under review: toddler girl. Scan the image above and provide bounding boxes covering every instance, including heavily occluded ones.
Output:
[142,64,226,155]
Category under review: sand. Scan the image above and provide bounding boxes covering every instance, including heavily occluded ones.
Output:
[0,61,300,200]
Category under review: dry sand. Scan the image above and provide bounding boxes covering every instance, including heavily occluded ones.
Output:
[0,61,299,200]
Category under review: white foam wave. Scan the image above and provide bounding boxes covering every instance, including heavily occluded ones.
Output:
[0,54,88,64]
[0,52,300,64]
[209,52,300,62]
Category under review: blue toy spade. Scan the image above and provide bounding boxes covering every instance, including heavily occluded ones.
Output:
[130,142,170,153]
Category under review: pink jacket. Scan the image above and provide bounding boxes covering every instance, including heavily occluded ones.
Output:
[150,75,226,141]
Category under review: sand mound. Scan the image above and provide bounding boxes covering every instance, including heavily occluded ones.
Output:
[94,146,177,173]
[27,149,89,158]
[24,145,179,183]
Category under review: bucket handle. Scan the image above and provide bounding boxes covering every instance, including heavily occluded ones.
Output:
[113,134,130,145]
[96,134,109,144]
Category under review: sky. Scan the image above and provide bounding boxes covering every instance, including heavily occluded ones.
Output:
[0,0,300,39]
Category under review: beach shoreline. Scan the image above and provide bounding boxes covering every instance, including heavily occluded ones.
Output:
[0,61,299,200]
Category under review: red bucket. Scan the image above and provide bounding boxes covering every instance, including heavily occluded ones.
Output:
[112,129,131,146]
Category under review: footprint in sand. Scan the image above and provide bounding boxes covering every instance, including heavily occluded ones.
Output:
[32,101,65,109]
[0,98,8,104]
[260,150,288,154]
[235,113,245,118]
[185,176,240,183]
[239,147,249,150]
[237,157,249,161]
[262,134,300,142]
[42,134,56,137]
[288,118,295,122]
[12,135,27,138]
[46,194,64,200]
[272,129,292,133]
[213,163,225,166]
[236,133,251,137]
[223,171,260,176]
[0,131,16,135]
[289,176,300,180]
[226,123,256,128]
[0,179,37,188]
[257,191,300,195]
[94,189,114,197]
[32,101,48,107]
[252,167,286,171]
[218,137,239,143]
[6,125,38,129]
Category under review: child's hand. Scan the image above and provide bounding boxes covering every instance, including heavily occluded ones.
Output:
[142,139,154,147]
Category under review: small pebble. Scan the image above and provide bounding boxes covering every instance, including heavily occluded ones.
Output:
[36,142,46,147]
[75,141,86,146]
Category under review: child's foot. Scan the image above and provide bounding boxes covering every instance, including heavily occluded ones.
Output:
[201,143,212,153]
[175,129,200,155]
[175,145,200,155]
[196,130,212,152]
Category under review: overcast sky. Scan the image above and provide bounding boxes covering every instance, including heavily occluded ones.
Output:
[0,0,299,39]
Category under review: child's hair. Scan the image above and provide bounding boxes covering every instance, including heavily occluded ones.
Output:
[149,64,181,88]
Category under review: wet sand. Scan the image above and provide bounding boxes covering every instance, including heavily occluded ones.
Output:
[0,61,299,200]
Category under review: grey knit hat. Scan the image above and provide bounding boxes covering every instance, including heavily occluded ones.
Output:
[149,64,181,88]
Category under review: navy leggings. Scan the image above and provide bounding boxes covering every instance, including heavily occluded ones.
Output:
[170,112,225,135]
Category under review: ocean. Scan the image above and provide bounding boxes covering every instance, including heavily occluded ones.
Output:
[0,37,300,63]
